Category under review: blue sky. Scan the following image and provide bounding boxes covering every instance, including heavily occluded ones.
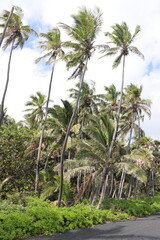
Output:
[0,0,160,140]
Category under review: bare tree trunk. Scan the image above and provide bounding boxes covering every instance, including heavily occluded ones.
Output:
[0,7,14,48]
[134,179,138,199]
[127,176,133,199]
[92,55,126,208]
[118,170,126,198]
[151,171,155,197]
[137,112,141,148]
[0,39,14,125]
[127,113,135,153]
[77,171,81,194]
[58,59,88,207]
[35,63,55,192]
[96,174,108,209]
[112,187,117,198]
[90,171,98,201]
[44,149,49,170]
[109,171,114,198]
[125,176,133,199]
[0,176,12,191]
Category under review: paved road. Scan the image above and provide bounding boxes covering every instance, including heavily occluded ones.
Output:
[25,212,160,240]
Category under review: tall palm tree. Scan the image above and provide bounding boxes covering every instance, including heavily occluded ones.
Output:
[0,7,37,125]
[68,81,98,130]
[93,22,144,207]
[58,7,102,206]
[96,84,120,118]
[24,91,46,128]
[48,100,75,150]
[35,28,64,192]
[122,84,151,150]
[0,6,14,47]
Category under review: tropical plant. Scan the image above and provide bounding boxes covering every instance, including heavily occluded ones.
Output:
[93,22,144,207]
[68,81,98,130]
[0,6,14,47]
[0,6,37,125]
[24,91,46,128]
[121,84,151,150]
[96,84,120,118]
[57,7,102,206]
[35,28,64,192]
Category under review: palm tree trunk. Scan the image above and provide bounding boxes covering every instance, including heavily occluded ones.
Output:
[96,174,108,209]
[90,171,98,201]
[77,171,81,194]
[35,63,55,192]
[127,113,135,153]
[58,59,88,206]
[92,55,126,207]
[151,171,155,196]
[109,171,114,197]
[0,39,15,125]
[134,179,138,199]
[125,175,133,199]
[118,170,126,198]
[0,7,14,48]
[137,112,141,148]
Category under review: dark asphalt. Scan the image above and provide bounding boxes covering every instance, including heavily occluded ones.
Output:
[25,212,160,240]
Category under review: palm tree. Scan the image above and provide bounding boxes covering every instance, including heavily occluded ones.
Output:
[58,7,102,206]
[123,84,151,150]
[35,28,64,192]
[0,6,14,47]
[24,91,46,128]
[47,100,76,158]
[0,7,37,125]
[93,22,144,207]
[68,81,98,131]
[96,84,120,118]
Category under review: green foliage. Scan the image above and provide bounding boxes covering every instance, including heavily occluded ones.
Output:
[1,195,160,239]
[0,120,35,192]
[102,195,160,217]
[0,196,129,240]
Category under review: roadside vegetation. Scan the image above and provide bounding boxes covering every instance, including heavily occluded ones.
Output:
[1,194,160,240]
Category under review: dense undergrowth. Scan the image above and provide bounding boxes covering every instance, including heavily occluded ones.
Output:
[1,194,160,240]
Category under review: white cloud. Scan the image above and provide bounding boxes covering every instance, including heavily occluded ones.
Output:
[0,0,160,140]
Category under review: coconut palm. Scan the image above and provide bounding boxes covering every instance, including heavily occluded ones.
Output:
[35,28,64,192]
[0,7,37,125]
[24,92,46,128]
[96,84,120,118]
[47,100,76,159]
[122,84,151,150]
[93,22,144,207]
[68,81,98,131]
[0,6,14,47]
[58,7,102,205]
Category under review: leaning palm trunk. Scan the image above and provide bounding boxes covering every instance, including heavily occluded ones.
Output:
[127,113,135,153]
[58,59,88,206]
[35,63,55,192]
[96,174,108,209]
[92,55,126,207]
[0,39,15,125]
[0,6,14,47]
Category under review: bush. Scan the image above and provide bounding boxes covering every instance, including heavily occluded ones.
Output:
[1,195,160,240]
[102,195,160,217]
